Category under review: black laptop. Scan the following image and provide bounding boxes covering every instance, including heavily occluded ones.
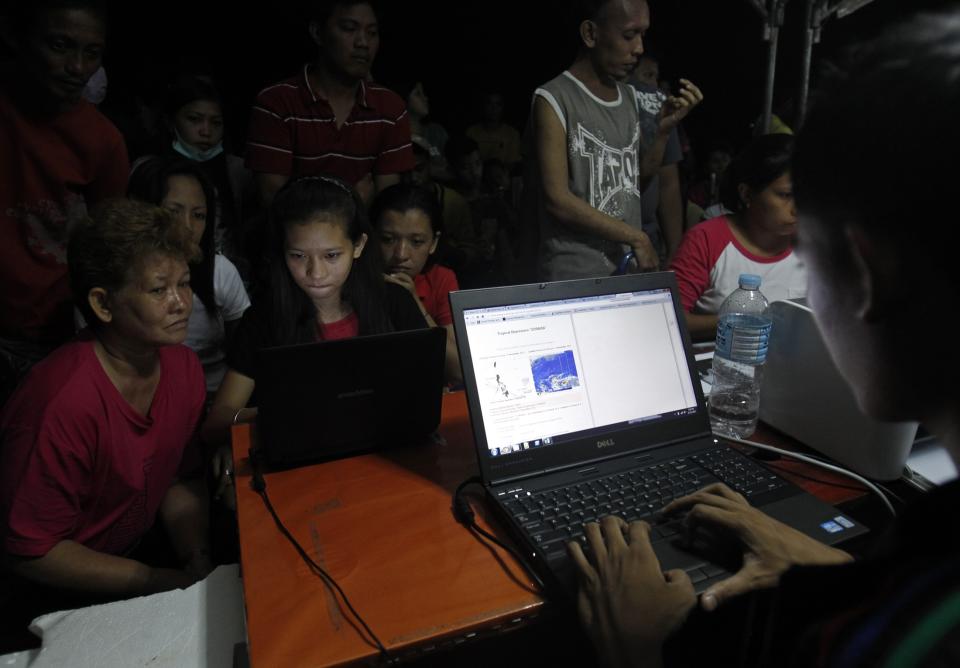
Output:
[449,273,868,596]
[255,327,446,469]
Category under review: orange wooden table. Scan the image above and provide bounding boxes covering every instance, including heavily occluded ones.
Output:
[231,391,868,667]
[231,391,543,667]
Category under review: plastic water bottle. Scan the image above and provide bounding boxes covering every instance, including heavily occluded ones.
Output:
[709,274,772,438]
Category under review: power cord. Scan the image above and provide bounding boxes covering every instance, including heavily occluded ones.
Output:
[249,449,397,665]
[724,437,897,517]
[452,476,547,593]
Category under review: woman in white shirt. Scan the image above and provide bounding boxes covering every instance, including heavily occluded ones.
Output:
[128,157,250,396]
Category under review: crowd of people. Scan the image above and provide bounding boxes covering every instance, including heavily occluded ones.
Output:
[2,0,957,664]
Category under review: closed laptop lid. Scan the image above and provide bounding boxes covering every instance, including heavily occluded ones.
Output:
[450,273,711,486]
[256,327,446,468]
[760,299,917,480]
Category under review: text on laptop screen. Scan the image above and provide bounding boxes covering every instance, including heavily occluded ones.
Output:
[463,288,698,458]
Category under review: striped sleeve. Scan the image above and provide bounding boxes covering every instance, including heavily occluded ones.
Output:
[245,89,294,176]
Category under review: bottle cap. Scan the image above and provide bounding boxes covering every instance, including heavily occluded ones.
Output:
[739,273,762,290]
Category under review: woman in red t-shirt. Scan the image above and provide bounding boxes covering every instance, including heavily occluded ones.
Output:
[371,183,462,383]
[0,200,210,633]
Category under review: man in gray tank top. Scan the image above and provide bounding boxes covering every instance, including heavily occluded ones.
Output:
[527,0,702,281]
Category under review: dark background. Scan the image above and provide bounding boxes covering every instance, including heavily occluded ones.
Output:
[101,0,936,163]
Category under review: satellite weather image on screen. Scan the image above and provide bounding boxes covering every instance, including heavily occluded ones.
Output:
[531,350,580,394]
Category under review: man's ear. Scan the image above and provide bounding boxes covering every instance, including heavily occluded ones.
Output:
[580,20,598,48]
[308,20,324,48]
[88,288,113,325]
[845,225,899,323]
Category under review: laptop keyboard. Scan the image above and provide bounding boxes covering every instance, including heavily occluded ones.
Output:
[500,446,788,579]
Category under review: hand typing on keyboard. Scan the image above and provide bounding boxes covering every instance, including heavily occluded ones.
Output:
[662,483,854,612]
[567,516,696,668]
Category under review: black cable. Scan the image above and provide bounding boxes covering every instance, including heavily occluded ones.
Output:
[452,476,548,593]
[875,481,908,507]
[250,450,396,665]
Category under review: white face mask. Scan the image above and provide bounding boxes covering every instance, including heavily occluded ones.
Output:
[82,66,108,105]
[172,129,224,162]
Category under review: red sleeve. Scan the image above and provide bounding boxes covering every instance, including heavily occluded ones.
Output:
[245,88,294,176]
[373,106,414,176]
[1,405,97,557]
[431,266,459,327]
[669,221,716,312]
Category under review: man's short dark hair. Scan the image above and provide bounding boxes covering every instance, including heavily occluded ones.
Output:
[6,0,107,33]
[303,0,377,25]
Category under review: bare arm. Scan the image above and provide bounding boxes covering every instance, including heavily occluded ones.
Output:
[159,479,211,579]
[657,163,684,261]
[7,540,195,597]
[201,369,256,509]
[534,96,657,269]
[684,312,719,343]
[255,172,289,207]
[640,79,704,198]
[201,369,256,450]
[639,132,671,193]
[383,273,462,384]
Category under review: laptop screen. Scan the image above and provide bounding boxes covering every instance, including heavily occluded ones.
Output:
[461,286,699,462]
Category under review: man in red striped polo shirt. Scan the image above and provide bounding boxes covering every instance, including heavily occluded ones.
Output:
[246,0,413,205]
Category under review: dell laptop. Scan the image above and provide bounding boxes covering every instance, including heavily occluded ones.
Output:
[450,273,868,596]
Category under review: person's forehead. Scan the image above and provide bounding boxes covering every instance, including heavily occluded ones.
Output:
[130,252,189,281]
[165,173,206,198]
[35,7,106,42]
[329,1,378,26]
[180,99,222,115]
[382,209,432,234]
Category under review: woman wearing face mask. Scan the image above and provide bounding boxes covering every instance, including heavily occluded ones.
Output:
[134,74,254,267]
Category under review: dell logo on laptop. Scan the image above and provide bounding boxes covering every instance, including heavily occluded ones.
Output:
[597,438,616,448]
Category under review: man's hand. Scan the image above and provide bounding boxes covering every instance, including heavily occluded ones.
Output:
[568,516,696,668]
[628,230,660,271]
[664,483,853,612]
[658,79,704,136]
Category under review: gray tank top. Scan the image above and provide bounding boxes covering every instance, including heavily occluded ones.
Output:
[533,71,643,280]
